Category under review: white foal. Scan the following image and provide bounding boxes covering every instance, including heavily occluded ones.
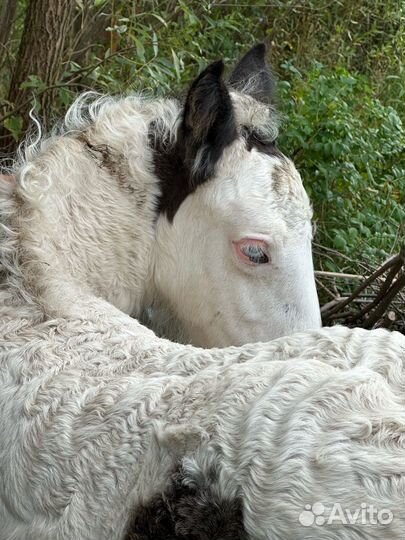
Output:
[0,44,320,347]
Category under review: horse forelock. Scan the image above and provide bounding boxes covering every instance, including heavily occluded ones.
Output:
[230,90,279,143]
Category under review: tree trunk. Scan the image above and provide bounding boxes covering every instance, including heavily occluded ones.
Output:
[1,0,75,154]
[0,0,17,51]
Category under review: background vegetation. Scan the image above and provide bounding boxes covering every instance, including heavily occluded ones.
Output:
[1,0,404,315]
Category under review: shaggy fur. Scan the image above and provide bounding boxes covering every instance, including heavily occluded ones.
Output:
[0,53,285,325]
[0,318,405,539]
[125,464,246,539]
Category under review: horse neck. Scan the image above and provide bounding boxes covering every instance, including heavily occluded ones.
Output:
[1,97,182,321]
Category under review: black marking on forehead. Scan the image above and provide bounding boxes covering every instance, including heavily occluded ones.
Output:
[124,465,247,540]
[151,60,237,222]
[151,125,237,223]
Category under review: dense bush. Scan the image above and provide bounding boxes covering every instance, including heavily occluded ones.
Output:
[278,63,405,270]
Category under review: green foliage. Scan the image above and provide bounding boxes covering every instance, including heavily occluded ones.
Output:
[59,2,260,95]
[278,63,405,270]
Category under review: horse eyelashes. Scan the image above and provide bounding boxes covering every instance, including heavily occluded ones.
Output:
[241,244,269,264]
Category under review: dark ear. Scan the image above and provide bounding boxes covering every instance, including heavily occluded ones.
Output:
[179,60,237,185]
[229,43,275,103]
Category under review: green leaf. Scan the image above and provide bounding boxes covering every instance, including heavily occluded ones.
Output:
[4,115,23,141]
[152,31,158,56]
[20,75,46,92]
[58,87,72,107]
[150,13,168,27]
[134,38,145,62]
[171,49,181,81]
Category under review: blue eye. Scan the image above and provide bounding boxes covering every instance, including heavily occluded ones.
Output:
[234,238,270,266]
[241,244,269,264]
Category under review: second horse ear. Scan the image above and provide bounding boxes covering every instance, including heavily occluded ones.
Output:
[229,43,275,103]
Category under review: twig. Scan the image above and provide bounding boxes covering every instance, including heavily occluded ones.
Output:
[349,258,403,322]
[364,272,405,329]
[65,45,138,79]
[315,270,364,280]
[322,253,403,319]
[313,242,372,273]
[315,277,337,299]
[0,46,141,126]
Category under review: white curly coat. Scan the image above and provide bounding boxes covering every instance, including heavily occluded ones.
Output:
[1,315,405,539]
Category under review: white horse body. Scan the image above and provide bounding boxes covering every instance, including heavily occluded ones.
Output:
[1,316,404,539]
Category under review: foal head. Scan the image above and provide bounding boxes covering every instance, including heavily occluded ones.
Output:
[149,44,321,347]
